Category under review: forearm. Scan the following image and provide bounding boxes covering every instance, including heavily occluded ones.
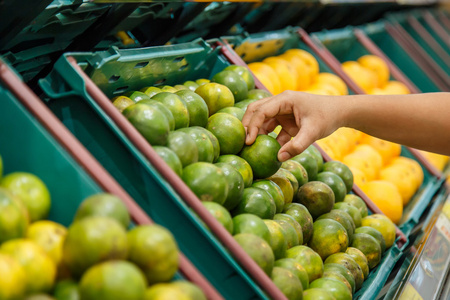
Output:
[339,92,450,155]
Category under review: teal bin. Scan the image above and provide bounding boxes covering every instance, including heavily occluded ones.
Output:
[411,10,450,55]
[38,39,273,300]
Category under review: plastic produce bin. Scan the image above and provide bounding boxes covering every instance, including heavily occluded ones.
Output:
[415,10,450,54]
[0,59,221,299]
[38,39,288,300]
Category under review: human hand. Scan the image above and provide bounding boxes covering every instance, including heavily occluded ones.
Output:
[242,91,345,162]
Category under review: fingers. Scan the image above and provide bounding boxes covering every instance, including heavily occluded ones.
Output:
[278,126,318,162]
[276,128,292,146]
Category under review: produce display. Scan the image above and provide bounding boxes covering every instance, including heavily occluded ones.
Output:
[0,156,206,300]
[110,66,398,299]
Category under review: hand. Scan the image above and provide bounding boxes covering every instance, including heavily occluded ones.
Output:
[242,91,345,162]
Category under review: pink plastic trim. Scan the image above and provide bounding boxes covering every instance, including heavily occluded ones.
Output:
[422,11,450,49]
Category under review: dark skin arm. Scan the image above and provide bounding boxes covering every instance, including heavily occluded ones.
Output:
[242,91,450,162]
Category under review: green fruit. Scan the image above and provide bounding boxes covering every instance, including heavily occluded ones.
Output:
[207,113,245,155]
[167,131,198,167]
[355,226,386,253]
[304,145,324,172]
[316,172,347,203]
[160,86,178,93]
[286,245,323,282]
[239,135,281,179]
[224,65,256,91]
[171,281,206,300]
[0,188,28,243]
[153,146,183,177]
[140,87,162,98]
[175,90,209,127]
[283,203,313,244]
[195,83,234,116]
[182,162,228,205]
[345,247,370,279]
[274,219,299,249]
[295,181,335,219]
[343,194,368,218]
[291,152,318,181]
[174,85,189,91]
[273,214,303,245]
[322,272,352,295]
[310,277,352,300]
[216,155,253,188]
[216,107,245,121]
[324,253,364,291]
[232,187,276,219]
[323,263,355,294]
[232,214,270,242]
[323,161,354,192]
[247,89,271,100]
[214,163,245,210]
[112,96,134,113]
[274,258,309,290]
[74,193,130,229]
[271,267,303,300]
[53,279,80,300]
[193,126,220,162]
[334,202,362,227]
[183,81,199,92]
[234,99,256,112]
[351,233,382,269]
[234,233,274,275]
[303,288,335,300]
[212,70,248,102]
[252,180,285,213]
[308,219,348,260]
[124,91,150,102]
[123,103,170,146]
[202,202,233,234]
[281,160,308,188]
[177,128,214,163]
[263,220,287,259]
[138,100,175,131]
[151,92,189,129]
[277,168,299,195]
[317,209,355,244]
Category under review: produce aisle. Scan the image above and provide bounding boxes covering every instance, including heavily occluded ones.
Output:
[0,1,449,299]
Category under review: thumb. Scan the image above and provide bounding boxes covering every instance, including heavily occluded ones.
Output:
[278,128,317,162]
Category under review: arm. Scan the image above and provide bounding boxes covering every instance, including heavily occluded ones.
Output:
[242,91,450,161]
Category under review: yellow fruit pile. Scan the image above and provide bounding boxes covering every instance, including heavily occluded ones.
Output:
[248,49,348,96]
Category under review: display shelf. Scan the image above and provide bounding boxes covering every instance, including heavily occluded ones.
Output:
[0,59,221,299]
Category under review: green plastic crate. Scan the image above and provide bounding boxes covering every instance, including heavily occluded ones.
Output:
[410,10,450,56]
[38,39,269,300]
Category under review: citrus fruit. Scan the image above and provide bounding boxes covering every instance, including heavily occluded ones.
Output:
[277,168,299,195]
[191,127,219,162]
[283,203,314,243]
[303,288,335,300]
[304,145,324,172]
[207,113,245,155]
[171,281,207,300]
[357,55,390,86]
[275,219,299,249]
[167,131,198,167]
[123,103,170,146]
[355,226,386,253]
[239,135,281,179]
[321,272,352,295]
[263,220,287,259]
[360,135,401,166]
[308,219,348,260]
[232,214,270,242]
[247,89,271,100]
[127,224,179,284]
[324,253,364,291]
[144,283,189,300]
[175,90,209,127]
[53,279,80,300]
[203,202,234,234]
[216,155,253,187]
[74,193,130,229]
[195,83,234,115]
[263,57,298,91]
[183,81,199,91]
[1,239,56,294]
[341,61,377,93]
[342,152,378,181]
[286,245,323,282]
[248,62,282,95]
[349,167,367,187]
[351,233,382,269]
[232,187,276,219]
[295,181,335,219]
[26,221,67,265]
[151,92,189,129]
[353,144,383,173]
[0,188,28,243]
[214,162,244,210]
[196,79,210,86]
[112,96,134,113]
[291,152,318,181]
[216,106,245,121]
[383,81,410,94]
[233,233,274,275]
[361,214,397,248]
[317,209,355,244]
[271,267,303,300]
[24,295,54,300]
[274,258,309,290]
[138,100,175,131]
[79,260,147,300]
[140,87,162,98]
[310,277,352,300]
[124,91,150,102]
[2,172,50,222]
[178,127,215,163]
[153,146,183,176]
[212,70,248,102]
[224,65,255,91]
[0,253,26,300]
[324,263,355,294]
[174,85,189,91]
[345,247,370,279]
[361,181,403,224]
[391,156,424,189]
[380,164,416,205]
[315,73,348,95]
[182,162,228,205]
[281,160,308,188]
[160,86,178,93]
[252,180,285,213]
[333,203,361,230]
[63,217,128,277]
[343,194,368,218]
[316,172,347,203]
[322,161,354,192]
[234,99,257,111]
[268,172,294,206]
[284,49,320,80]
[273,214,303,245]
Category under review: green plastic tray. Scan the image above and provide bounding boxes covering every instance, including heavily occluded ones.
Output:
[38,39,274,300]
[411,10,450,56]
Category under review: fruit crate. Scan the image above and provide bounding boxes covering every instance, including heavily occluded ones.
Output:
[412,10,450,55]
[0,58,222,299]
[38,39,287,300]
